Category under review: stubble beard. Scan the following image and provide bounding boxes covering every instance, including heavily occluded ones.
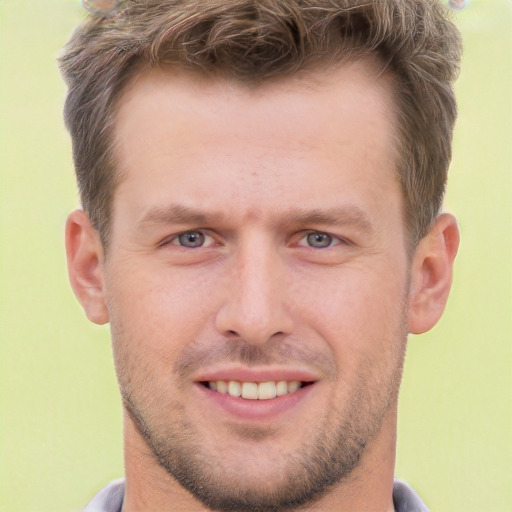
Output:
[116,324,407,512]
[124,397,375,512]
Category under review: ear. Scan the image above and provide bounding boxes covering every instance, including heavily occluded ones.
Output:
[408,213,460,334]
[65,209,109,325]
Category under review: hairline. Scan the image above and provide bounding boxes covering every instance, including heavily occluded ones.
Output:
[98,56,422,256]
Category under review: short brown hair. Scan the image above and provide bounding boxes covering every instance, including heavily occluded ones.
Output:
[60,0,462,246]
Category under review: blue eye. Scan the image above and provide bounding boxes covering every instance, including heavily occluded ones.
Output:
[176,231,206,248]
[305,232,334,248]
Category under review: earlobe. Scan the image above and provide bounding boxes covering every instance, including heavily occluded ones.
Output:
[408,213,460,334]
[65,209,109,325]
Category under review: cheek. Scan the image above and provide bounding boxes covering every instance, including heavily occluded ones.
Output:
[105,262,224,361]
[293,263,409,360]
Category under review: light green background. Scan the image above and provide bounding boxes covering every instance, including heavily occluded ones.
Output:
[0,1,510,511]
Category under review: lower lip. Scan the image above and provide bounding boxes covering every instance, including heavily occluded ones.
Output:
[194,383,315,421]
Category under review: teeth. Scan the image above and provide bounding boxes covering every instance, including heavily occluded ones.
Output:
[258,381,277,400]
[216,380,228,394]
[241,382,258,399]
[287,381,301,393]
[208,380,303,400]
[276,380,288,396]
[228,381,241,397]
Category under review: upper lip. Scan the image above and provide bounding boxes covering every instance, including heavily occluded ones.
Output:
[193,365,320,384]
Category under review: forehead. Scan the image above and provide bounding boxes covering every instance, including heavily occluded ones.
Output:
[111,60,400,227]
[114,59,397,158]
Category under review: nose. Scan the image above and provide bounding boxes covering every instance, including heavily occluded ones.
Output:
[214,235,295,345]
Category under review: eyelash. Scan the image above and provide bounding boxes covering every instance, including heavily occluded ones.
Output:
[162,230,347,249]
[297,231,345,249]
[164,230,217,249]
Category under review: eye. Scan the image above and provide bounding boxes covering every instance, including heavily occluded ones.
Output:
[169,230,212,248]
[299,231,338,249]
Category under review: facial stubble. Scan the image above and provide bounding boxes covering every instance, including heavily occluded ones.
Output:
[114,315,408,512]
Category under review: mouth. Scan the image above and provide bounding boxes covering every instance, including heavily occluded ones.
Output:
[200,380,314,400]
[194,370,319,421]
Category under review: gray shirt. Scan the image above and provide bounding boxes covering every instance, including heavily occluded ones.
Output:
[83,478,429,511]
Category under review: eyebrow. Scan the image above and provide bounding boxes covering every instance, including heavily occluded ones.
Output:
[138,204,220,227]
[281,206,374,235]
[138,203,374,235]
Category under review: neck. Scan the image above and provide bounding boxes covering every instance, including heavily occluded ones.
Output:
[121,407,397,512]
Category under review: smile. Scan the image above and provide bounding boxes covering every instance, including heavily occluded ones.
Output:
[204,380,307,400]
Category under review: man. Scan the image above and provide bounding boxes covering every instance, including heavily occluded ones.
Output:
[60,1,462,511]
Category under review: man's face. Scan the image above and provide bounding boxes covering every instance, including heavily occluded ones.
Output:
[105,62,410,510]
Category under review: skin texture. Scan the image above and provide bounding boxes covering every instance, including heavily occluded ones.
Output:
[66,60,459,511]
